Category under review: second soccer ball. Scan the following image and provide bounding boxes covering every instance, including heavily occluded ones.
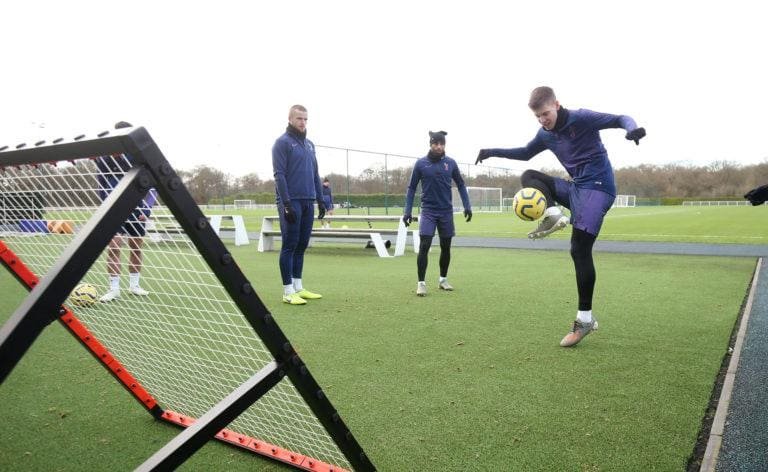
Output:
[513,187,547,221]
[69,283,99,308]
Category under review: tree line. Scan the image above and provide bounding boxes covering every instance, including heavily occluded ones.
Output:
[178,160,768,205]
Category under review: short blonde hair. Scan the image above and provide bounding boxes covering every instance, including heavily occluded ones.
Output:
[289,104,307,118]
[528,87,556,110]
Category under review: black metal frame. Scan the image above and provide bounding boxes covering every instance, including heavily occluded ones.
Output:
[0,128,375,471]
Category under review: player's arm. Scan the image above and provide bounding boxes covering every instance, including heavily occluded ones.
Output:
[403,164,421,226]
[452,163,472,221]
[310,148,325,218]
[475,136,547,164]
[272,140,292,204]
[583,109,646,144]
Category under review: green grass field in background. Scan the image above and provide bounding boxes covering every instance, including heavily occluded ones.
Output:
[0,242,755,470]
[205,205,768,245]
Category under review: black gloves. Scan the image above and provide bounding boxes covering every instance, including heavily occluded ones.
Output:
[283,203,297,224]
[464,209,472,222]
[626,127,646,145]
[317,201,326,219]
[744,184,768,206]
[475,149,491,165]
[402,214,412,227]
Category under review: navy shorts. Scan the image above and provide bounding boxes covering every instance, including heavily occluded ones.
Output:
[553,179,615,236]
[118,209,147,237]
[419,209,455,238]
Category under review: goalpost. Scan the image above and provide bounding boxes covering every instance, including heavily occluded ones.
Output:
[452,186,502,213]
[233,199,254,209]
[613,195,637,208]
[0,128,374,471]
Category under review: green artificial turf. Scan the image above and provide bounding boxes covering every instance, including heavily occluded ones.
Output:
[211,205,768,245]
[0,243,754,471]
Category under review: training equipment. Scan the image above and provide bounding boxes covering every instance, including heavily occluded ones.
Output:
[0,128,374,471]
[69,283,98,307]
[560,318,599,347]
[453,186,502,213]
[47,219,75,234]
[513,187,547,221]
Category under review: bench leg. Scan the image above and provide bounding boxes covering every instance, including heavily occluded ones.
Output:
[369,233,392,258]
[258,217,273,252]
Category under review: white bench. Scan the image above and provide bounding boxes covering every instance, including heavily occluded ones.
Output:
[147,214,250,246]
[257,215,418,257]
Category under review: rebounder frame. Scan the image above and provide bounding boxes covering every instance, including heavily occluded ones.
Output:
[0,128,375,471]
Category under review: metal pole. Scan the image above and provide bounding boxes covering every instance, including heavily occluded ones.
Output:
[384,154,389,215]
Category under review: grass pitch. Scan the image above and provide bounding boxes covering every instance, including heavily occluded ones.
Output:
[226,204,768,245]
[0,242,755,471]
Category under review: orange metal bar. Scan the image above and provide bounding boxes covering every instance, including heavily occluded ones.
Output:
[160,410,348,472]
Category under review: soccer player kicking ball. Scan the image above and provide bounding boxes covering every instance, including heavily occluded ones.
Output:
[403,131,472,297]
[476,86,645,347]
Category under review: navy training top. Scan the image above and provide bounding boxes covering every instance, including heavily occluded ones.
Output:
[272,128,323,204]
[484,108,638,196]
[404,155,471,214]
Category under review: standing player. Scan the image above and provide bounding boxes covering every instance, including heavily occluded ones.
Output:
[321,178,334,228]
[476,86,645,347]
[403,131,472,297]
[272,104,326,305]
[97,121,155,302]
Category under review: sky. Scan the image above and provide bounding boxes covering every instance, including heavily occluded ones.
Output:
[2,0,766,180]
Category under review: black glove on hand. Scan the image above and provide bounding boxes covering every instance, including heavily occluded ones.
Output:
[283,203,297,224]
[626,127,646,145]
[744,184,768,206]
[464,209,472,222]
[402,214,412,227]
[317,201,326,219]
[475,149,491,165]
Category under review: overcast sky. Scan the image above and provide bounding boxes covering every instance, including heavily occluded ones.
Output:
[2,1,766,180]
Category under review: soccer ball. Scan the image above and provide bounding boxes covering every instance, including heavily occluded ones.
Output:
[69,283,98,308]
[513,187,547,221]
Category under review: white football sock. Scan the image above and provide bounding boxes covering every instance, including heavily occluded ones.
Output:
[284,284,296,296]
[418,280,426,286]
[577,310,593,323]
[439,277,447,283]
[292,278,303,291]
[109,276,120,291]
[544,206,562,218]
[129,272,140,289]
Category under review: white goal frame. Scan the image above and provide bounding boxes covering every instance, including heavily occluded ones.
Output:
[453,186,502,213]
[613,194,637,208]
[233,199,254,209]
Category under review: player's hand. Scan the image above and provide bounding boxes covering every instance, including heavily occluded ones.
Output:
[475,149,491,165]
[317,201,326,219]
[744,184,768,206]
[283,203,297,224]
[402,214,412,227]
[626,127,646,145]
[464,209,472,222]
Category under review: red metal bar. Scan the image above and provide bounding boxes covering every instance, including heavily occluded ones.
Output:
[160,410,348,472]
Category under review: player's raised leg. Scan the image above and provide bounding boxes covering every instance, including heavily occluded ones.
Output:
[521,170,569,239]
